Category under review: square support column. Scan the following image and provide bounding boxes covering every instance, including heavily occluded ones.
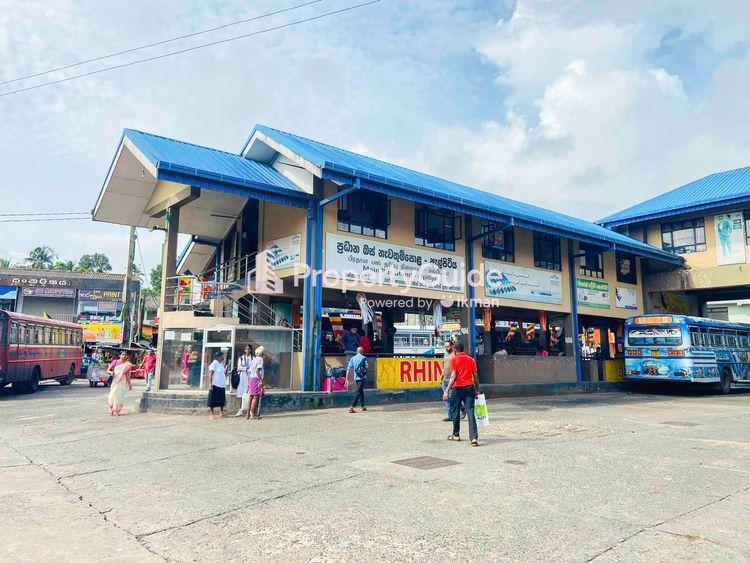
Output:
[155,206,180,391]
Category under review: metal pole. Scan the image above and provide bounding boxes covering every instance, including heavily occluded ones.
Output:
[567,242,583,384]
[121,226,137,346]
[301,203,315,391]
[466,216,477,360]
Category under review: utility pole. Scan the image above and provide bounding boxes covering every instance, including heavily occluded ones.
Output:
[121,226,137,346]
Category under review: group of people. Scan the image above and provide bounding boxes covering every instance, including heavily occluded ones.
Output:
[206,345,265,421]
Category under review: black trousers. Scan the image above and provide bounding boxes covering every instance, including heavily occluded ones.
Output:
[351,379,365,408]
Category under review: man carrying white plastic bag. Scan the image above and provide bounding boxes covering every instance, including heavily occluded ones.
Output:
[474,393,490,427]
[443,341,481,447]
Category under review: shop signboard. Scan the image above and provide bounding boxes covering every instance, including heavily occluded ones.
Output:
[265,234,301,271]
[576,278,610,309]
[78,289,123,301]
[714,212,746,265]
[615,287,638,310]
[484,261,562,305]
[81,321,122,344]
[376,357,444,389]
[325,233,465,293]
[21,286,76,298]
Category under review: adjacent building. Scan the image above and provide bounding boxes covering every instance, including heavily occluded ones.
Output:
[598,167,750,322]
[0,268,140,345]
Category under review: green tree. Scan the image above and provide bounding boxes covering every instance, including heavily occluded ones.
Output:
[53,260,75,271]
[25,246,56,269]
[150,264,162,293]
[131,263,144,280]
[0,257,11,268]
[76,253,112,273]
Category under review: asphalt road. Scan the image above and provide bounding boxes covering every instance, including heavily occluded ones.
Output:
[1,379,750,562]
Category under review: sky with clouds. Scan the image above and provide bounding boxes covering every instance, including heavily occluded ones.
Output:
[1,0,748,283]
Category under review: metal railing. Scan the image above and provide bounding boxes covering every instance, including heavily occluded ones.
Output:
[202,252,257,285]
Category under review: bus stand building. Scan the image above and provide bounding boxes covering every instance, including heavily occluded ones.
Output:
[92,125,683,403]
[599,167,750,323]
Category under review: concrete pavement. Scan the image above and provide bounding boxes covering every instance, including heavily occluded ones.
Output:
[1,379,749,561]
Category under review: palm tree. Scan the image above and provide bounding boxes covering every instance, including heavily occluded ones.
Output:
[25,246,56,269]
[0,257,11,268]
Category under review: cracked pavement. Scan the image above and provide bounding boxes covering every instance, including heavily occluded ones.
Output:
[2,380,750,561]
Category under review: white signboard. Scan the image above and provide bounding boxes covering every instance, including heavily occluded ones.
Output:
[576,278,610,309]
[265,234,301,271]
[714,212,746,265]
[325,233,465,293]
[615,286,638,310]
[484,261,562,304]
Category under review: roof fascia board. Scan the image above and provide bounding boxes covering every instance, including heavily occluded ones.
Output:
[243,130,322,178]
[599,194,750,228]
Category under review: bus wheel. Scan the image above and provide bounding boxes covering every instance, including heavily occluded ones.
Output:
[718,369,732,395]
[59,365,75,386]
[20,368,41,394]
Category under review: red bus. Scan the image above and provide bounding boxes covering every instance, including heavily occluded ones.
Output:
[0,311,83,393]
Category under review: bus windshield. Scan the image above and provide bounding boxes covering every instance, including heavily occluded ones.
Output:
[627,326,683,347]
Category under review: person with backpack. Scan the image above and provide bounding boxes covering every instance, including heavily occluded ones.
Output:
[346,346,368,413]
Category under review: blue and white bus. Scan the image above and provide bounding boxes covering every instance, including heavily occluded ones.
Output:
[624,314,750,393]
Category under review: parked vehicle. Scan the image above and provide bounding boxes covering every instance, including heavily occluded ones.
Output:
[0,311,83,393]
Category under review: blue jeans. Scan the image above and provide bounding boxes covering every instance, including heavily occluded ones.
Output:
[441,380,465,417]
[145,370,154,392]
[451,385,478,440]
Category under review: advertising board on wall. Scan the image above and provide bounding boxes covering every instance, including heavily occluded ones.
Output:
[78,289,123,301]
[576,278,610,309]
[81,321,122,344]
[325,233,465,293]
[376,357,444,389]
[21,286,77,298]
[484,261,563,305]
[615,286,638,310]
[714,212,746,265]
[265,234,301,271]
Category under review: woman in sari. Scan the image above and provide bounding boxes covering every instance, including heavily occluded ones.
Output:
[107,351,133,416]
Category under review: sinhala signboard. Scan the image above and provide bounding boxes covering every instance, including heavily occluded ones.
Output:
[576,278,610,309]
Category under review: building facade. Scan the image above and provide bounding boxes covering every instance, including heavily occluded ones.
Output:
[93,126,681,393]
[0,268,140,345]
[599,167,750,322]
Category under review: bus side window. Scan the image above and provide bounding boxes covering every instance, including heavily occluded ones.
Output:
[740,332,750,348]
[689,328,701,347]
[710,330,724,348]
[9,322,17,344]
[726,331,738,348]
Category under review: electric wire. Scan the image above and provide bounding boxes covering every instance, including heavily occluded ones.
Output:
[0,217,91,223]
[0,0,382,98]
[0,0,324,86]
[0,211,90,217]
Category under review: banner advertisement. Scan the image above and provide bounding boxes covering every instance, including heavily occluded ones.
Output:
[78,289,123,301]
[615,287,638,310]
[576,278,610,309]
[81,321,122,343]
[714,212,746,265]
[265,234,301,271]
[21,286,76,298]
[376,357,444,389]
[325,233,465,294]
[484,261,563,304]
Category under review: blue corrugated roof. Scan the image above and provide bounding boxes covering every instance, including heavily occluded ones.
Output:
[123,129,309,206]
[246,125,681,265]
[598,167,750,228]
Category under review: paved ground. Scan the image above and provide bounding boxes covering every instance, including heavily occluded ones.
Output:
[1,379,750,562]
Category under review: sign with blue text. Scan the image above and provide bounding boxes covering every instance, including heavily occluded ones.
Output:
[484,261,562,304]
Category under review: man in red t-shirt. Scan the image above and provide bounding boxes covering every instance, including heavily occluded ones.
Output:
[442,341,480,445]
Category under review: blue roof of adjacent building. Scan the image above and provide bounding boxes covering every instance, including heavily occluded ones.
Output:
[246,125,682,265]
[598,167,750,228]
[123,129,309,205]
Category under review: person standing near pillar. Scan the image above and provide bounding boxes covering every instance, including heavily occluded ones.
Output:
[234,344,253,417]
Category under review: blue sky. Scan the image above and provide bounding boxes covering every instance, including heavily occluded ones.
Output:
[1,0,749,282]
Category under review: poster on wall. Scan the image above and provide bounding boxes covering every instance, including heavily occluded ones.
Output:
[484,261,562,305]
[81,321,122,344]
[576,278,610,309]
[615,287,638,310]
[714,212,746,265]
[265,234,301,271]
[21,286,76,298]
[325,233,465,293]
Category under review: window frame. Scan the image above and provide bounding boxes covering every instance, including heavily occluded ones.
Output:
[579,243,605,279]
[661,218,706,254]
[533,232,562,271]
[337,189,390,239]
[480,223,515,262]
[414,205,462,252]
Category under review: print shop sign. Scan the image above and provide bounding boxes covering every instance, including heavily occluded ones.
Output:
[325,233,465,294]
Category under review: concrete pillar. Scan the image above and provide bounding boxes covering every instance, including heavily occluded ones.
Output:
[155,206,180,391]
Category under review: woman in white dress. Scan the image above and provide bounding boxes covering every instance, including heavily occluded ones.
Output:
[234,345,254,417]
[246,346,265,420]
[107,351,133,416]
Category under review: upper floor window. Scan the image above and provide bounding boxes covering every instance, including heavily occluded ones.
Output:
[414,206,461,251]
[661,218,706,254]
[481,223,514,262]
[579,243,604,279]
[337,190,389,239]
[745,211,750,245]
[533,233,561,271]
[615,251,637,285]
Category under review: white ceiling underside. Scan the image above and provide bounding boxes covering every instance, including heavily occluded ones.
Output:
[178,242,217,275]
[93,142,246,241]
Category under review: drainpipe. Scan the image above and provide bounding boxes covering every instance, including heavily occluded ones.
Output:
[308,180,361,392]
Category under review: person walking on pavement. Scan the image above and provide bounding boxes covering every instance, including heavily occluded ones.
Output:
[347,346,368,413]
[234,345,253,417]
[443,341,480,446]
[440,339,466,422]
[246,346,265,420]
[140,349,157,393]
